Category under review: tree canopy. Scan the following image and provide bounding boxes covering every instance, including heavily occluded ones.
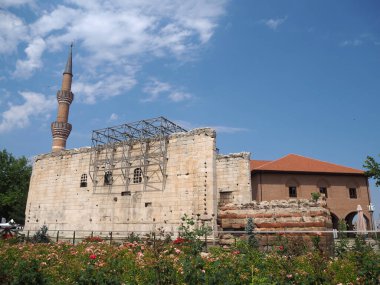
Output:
[363,154,380,187]
[0,149,32,224]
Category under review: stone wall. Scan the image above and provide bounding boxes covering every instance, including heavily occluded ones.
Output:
[218,199,333,250]
[24,128,218,236]
[216,152,251,205]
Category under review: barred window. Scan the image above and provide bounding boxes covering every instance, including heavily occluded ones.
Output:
[349,188,357,199]
[104,171,113,185]
[133,168,142,184]
[80,174,87,187]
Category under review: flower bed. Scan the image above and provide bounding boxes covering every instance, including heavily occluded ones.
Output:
[0,235,379,284]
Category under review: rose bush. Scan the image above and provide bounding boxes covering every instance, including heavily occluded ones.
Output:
[1,234,379,285]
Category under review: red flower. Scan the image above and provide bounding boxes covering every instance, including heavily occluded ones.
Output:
[279,245,284,251]
[232,250,240,255]
[89,254,97,260]
[173,237,186,244]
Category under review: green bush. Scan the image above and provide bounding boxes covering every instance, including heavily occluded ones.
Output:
[1,230,379,284]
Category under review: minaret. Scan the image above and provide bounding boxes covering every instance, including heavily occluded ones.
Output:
[51,44,74,152]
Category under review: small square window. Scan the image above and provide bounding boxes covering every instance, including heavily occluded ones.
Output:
[349,188,357,199]
[289,186,297,198]
[319,187,328,198]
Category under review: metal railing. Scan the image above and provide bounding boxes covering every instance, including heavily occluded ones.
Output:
[17,229,379,250]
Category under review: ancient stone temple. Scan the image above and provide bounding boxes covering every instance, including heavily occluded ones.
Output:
[24,118,252,235]
[24,50,370,239]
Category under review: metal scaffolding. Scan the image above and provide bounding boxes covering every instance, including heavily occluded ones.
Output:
[89,117,187,193]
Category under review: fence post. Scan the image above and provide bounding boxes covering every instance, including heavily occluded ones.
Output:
[91,231,93,238]
[27,230,30,243]
[73,231,76,245]
[56,231,59,242]
[109,232,113,245]
[204,231,207,252]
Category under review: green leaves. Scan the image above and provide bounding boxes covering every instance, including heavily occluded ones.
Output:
[363,154,380,187]
[0,149,32,224]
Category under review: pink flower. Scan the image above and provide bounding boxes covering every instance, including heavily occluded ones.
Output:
[175,248,181,254]
[89,254,97,260]
[232,250,240,255]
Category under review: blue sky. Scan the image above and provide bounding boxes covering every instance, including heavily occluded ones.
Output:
[1,0,379,219]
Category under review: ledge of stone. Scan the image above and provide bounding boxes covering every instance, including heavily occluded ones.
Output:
[217,152,251,160]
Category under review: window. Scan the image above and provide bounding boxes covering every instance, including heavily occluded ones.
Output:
[319,187,328,198]
[104,171,113,185]
[80,174,87,187]
[289,186,297,198]
[133,168,142,183]
[349,188,357,199]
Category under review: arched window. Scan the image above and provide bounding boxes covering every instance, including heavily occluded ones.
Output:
[133,168,142,183]
[104,171,113,185]
[286,178,299,198]
[80,174,87,187]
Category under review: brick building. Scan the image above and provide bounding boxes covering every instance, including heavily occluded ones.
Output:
[251,154,372,230]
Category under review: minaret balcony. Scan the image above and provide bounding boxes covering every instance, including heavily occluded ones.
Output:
[51,121,72,139]
[57,90,74,104]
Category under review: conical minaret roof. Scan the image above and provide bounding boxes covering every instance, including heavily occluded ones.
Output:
[63,43,73,76]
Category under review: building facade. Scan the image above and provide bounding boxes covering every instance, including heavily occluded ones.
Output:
[251,154,372,230]
[24,123,252,235]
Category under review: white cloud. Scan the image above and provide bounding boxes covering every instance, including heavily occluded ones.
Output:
[340,34,380,47]
[73,73,137,104]
[0,92,55,133]
[168,91,192,102]
[142,79,171,102]
[262,16,287,30]
[142,78,192,103]
[108,113,118,122]
[340,39,362,47]
[14,37,46,78]
[6,0,227,91]
[30,5,79,38]
[0,0,33,8]
[0,10,28,54]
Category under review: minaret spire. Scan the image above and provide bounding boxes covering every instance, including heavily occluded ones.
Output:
[51,44,74,152]
[63,43,73,75]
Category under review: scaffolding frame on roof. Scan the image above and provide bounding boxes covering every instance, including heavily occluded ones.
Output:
[88,117,187,193]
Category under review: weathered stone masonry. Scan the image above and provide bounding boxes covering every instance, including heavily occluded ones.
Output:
[25,128,221,234]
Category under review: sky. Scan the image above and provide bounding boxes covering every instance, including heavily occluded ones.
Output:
[1,0,379,219]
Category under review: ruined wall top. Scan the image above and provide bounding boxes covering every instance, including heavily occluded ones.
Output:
[220,198,328,211]
[217,152,251,160]
[169,127,216,139]
[34,127,216,161]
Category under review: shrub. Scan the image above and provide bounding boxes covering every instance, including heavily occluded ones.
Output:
[311,192,321,202]
[31,225,50,243]
[245,217,259,249]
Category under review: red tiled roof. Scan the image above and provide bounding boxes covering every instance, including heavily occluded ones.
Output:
[250,160,271,169]
[250,154,364,175]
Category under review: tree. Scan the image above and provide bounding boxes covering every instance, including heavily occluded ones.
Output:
[0,149,32,224]
[363,155,380,187]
